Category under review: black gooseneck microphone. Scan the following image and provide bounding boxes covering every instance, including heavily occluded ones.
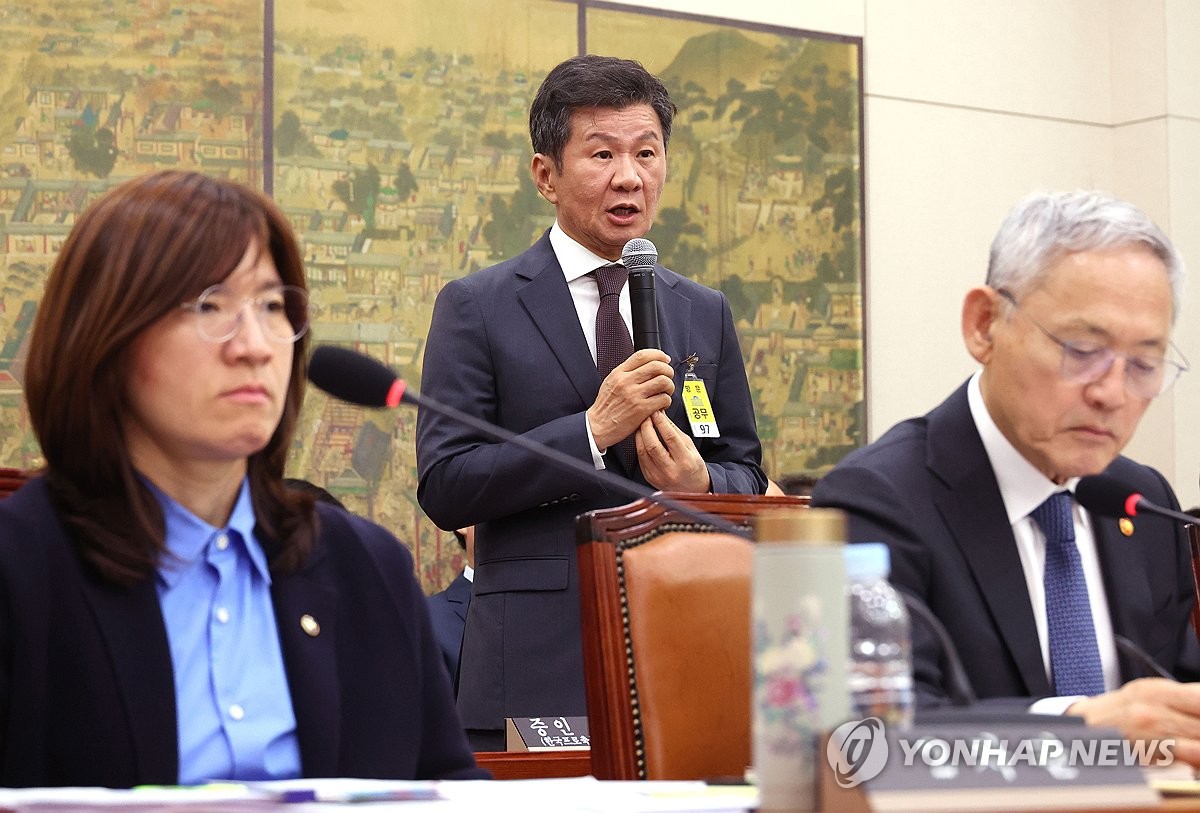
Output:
[1074,473,1198,526]
[895,588,977,708]
[622,237,660,351]
[1113,635,1175,680]
[1073,473,1185,683]
[306,345,748,537]
[309,346,998,704]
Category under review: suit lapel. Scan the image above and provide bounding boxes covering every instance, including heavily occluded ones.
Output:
[273,534,341,777]
[653,268,694,428]
[513,244,698,479]
[927,385,1052,696]
[1093,512,1152,679]
[654,267,690,362]
[82,574,179,781]
[514,235,599,408]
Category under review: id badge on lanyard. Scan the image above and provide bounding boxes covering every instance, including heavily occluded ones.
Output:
[681,353,720,438]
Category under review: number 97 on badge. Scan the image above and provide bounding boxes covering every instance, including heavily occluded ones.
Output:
[683,377,720,438]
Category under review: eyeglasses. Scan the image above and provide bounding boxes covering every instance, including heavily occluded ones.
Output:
[996,288,1188,399]
[180,284,310,344]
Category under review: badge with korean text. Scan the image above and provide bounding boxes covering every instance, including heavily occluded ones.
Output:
[682,354,720,438]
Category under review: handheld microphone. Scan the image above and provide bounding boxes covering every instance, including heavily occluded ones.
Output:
[622,238,659,351]
[1074,473,1197,526]
[306,345,749,537]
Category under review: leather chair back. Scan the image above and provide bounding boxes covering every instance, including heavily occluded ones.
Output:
[575,492,808,780]
[0,467,32,499]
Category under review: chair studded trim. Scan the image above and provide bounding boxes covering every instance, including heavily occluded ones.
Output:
[576,491,808,781]
[613,521,750,779]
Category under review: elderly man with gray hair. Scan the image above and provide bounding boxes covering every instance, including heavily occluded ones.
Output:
[813,190,1200,762]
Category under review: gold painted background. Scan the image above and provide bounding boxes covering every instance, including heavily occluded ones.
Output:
[0,0,862,593]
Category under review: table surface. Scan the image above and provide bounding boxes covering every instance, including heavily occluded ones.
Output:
[474,748,591,781]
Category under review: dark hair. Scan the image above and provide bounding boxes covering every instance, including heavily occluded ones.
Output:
[25,170,314,586]
[776,474,819,497]
[452,529,467,550]
[284,477,346,510]
[529,54,677,169]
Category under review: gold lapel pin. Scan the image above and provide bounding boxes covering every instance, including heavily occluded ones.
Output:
[300,614,321,637]
[1119,517,1134,537]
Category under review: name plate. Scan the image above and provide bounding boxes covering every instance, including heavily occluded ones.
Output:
[820,721,1162,811]
[505,716,590,752]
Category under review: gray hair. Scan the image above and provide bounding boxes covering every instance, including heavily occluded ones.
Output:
[986,190,1185,321]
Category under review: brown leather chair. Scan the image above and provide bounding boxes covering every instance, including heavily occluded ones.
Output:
[575,492,808,780]
[0,467,32,499]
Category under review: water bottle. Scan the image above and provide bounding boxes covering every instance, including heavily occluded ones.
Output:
[844,542,914,728]
[752,507,852,811]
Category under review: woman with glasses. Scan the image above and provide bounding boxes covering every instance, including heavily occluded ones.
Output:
[0,170,485,787]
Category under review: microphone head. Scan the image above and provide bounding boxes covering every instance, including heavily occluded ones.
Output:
[308,345,403,408]
[1074,473,1140,518]
[621,237,658,271]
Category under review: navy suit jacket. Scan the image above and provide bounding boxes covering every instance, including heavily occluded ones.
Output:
[427,571,471,689]
[812,382,1199,707]
[416,232,765,730]
[0,477,485,787]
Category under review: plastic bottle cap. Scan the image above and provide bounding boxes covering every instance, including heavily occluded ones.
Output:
[843,542,890,580]
[753,507,846,545]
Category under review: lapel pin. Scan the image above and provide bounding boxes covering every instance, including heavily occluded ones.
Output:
[1119,517,1134,537]
[300,614,321,637]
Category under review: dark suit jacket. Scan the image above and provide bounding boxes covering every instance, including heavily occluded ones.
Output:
[0,477,486,787]
[416,232,765,730]
[427,571,471,689]
[812,382,1199,708]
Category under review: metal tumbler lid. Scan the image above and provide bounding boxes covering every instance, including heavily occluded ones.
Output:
[753,507,846,545]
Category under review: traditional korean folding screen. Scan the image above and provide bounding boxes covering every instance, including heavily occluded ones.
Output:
[0,0,862,592]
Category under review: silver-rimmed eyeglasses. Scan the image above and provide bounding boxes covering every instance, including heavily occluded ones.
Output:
[996,288,1188,399]
[180,284,310,344]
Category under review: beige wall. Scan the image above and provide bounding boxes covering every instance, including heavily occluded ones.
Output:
[612,0,1200,506]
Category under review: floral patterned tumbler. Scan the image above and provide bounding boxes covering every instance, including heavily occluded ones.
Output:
[752,508,852,811]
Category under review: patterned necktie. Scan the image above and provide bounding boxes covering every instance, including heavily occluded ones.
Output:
[1032,491,1105,697]
[593,264,638,475]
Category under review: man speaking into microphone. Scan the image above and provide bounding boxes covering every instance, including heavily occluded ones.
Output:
[416,54,765,749]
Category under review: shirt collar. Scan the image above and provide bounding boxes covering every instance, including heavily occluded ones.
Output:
[548,221,622,283]
[967,370,1077,523]
[153,478,272,588]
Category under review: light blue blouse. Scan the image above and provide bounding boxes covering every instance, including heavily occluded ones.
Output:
[153,479,301,784]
